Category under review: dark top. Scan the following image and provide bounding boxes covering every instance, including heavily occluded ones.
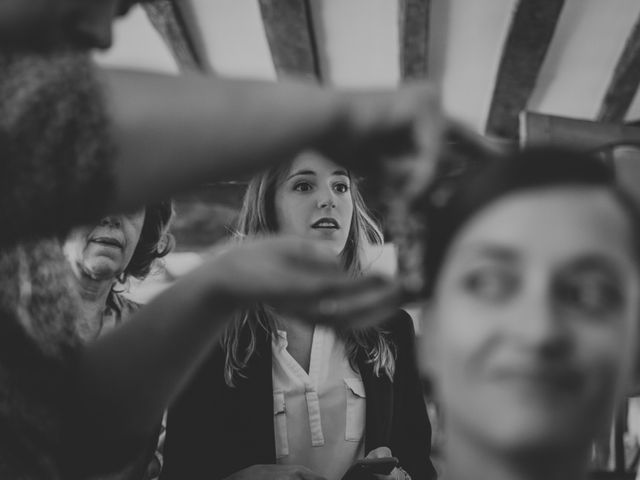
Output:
[162,310,437,480]
[0,51,114,249]
[0,52,114,479]
[0,239,83,480]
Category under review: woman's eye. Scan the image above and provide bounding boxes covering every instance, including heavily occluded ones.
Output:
[461,267,517,302]
[556,277,623,317]
[333,182,349,194]
[293,182,313,192]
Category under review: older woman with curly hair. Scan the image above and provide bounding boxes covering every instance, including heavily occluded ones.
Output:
[64,201,174,342]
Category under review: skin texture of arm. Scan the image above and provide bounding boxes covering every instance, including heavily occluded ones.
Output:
[1,62,439,247]
[103,69,346,212]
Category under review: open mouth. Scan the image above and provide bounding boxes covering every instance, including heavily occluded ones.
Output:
[90,236,124,249]
[311,217,340,230]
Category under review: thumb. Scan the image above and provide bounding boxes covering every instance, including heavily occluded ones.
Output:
[366,446,392,459]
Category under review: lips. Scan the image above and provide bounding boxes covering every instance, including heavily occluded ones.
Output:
[311,217,340,229]
[493,366,583,392]
[90,236,124,249]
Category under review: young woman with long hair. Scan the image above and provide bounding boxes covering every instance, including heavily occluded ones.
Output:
[163,151,437,480]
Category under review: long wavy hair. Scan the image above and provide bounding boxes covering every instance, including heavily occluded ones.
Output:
[222,155,396,386]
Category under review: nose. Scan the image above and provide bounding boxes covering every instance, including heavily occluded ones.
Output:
[68,2,118,49]
[100,215,121,228]
[317,188,336,209]
[509,283,571,359]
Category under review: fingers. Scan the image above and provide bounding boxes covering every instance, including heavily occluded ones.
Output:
[320,280,401,330]
[281,238,341,272]
[325,84,444,177]
[366,446,392,459]
[291,465,327,480]
[215,236,403,330]
[446,119,506,157]
[283,275,402,330]
[371,474,394,480]
[231,464,326,480]
[372,470,401,480]
[306,273,393,299]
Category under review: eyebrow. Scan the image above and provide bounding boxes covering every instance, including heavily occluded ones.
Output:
[455,244,626,275]
[562,256,624,277]
[287,169,349,180]
[453,243,521,263]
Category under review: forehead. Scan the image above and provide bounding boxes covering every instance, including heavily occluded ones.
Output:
[286,151,348,177]
[449,187,636,265]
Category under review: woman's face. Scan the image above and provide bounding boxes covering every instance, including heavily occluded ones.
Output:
[274,152,354,255]
[421,187,640,455]
[64,209,146,282]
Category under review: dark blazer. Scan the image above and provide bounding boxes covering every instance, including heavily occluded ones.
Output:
[161,310,437,480]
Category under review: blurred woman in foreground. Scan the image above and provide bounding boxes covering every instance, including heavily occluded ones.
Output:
[417,148,640,480]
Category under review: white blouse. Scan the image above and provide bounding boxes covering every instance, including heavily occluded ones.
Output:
[271,325,366,480]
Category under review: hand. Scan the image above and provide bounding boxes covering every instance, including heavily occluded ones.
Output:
[366,447,406,480]
[322,84,444,202]
[224,464,327,480]
[200,236,402,328]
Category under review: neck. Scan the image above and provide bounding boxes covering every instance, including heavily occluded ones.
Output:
[72,270,115,341]
[444,425,589,480]
[75,270,114,304]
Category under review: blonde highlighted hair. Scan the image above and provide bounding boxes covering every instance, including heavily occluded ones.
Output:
[222,155,396,386]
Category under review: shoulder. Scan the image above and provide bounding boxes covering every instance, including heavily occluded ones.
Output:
[107,292,142,320]
[383,309,417,343]
[119,294,143,313]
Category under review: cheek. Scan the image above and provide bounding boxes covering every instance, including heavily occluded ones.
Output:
[343,197,354,220]
[575,320,636,397]
[338,198,354,237]
[123,240,139,265]
[430,296,493,391]
[275,197,310,234]
[125,224,144,251]
[122,226,145,266]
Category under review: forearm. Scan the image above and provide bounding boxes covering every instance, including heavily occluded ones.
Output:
[67,268,235,468]
[102,69,343,211]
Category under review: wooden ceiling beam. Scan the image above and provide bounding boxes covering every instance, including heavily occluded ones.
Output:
[597,14,640,123]
[520,111,640,149]
[399,0,431,81]
[143,0,206,73]
[258,0,320,83]
[485,0,565,139]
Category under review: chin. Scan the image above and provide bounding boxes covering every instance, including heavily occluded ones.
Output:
[473,406,596,456]
[331,242,347,256]
[84,258,120,281]
[315,237,345,256]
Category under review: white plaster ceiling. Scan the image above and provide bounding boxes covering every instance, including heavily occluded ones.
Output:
[95,0,640,133]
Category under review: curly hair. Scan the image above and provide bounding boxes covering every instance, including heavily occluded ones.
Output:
[119,200,175,282]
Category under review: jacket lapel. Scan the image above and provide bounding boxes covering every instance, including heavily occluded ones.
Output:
[358,352,394,454]
[230,329,276,466]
